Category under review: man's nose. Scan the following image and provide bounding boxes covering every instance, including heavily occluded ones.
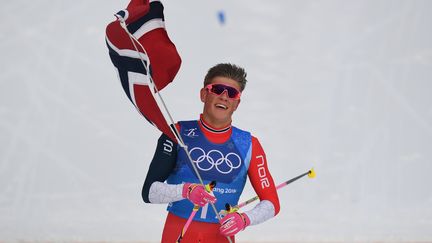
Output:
[219,89,230,99]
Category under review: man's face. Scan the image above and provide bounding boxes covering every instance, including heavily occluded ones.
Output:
[200,77,241,128]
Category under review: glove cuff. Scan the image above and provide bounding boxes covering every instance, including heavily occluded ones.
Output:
[182,183,191,199]
[239,212,251,229]
[182,183,199,199]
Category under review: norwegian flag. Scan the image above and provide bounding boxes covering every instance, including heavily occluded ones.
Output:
[105,0,181,142]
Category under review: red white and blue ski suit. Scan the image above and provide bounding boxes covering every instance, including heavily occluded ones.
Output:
[142,116,280,242]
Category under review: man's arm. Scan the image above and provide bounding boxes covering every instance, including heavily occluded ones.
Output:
[219,136,280,237]
[142,133,180,203]
[245,136,280,225]
[142,132,216,205]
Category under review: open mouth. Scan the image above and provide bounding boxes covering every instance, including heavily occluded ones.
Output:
[215,104,228,110]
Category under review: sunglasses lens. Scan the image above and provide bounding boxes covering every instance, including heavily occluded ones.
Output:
[209,84,240,99]
[227,87,239,98]
[211,85,226,95]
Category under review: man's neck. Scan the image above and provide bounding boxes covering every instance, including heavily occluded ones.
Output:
[199,114,232,144]
[200,115,231,133]
[200,114,232,131]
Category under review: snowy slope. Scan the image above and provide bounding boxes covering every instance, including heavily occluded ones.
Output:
[1,0,432,242]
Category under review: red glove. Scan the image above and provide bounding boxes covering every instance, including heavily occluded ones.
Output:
[182,183,216,207]
[219,212,250,237]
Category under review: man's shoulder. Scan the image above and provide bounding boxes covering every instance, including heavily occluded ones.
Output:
[231,125,260,140]
[232,125,250,135]
[233,127,261,146]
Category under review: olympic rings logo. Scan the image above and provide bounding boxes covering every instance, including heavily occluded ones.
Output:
[189,147,242,174]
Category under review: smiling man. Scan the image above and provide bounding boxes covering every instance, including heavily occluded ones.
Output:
[142,63,280,242]
[200,76,241,128]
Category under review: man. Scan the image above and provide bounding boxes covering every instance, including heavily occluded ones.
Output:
[142,63,280,242]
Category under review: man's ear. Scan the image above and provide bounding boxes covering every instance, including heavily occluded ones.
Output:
[200,88,206,102]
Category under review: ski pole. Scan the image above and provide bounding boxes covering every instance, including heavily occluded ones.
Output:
[222,168,316,215]
[176,181,216,243]
[176,205,199,243]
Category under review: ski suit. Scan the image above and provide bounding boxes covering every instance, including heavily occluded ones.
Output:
[142,116,280,242]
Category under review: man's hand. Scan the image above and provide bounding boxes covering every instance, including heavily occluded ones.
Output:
[182,183,216,207]
[219,211,250,237]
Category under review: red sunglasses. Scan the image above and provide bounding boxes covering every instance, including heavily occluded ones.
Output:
[205,83,241,100]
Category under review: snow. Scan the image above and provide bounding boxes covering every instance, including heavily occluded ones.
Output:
[1,0,432,242]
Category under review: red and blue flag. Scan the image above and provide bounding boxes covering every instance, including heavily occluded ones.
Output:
[105,0,181,142]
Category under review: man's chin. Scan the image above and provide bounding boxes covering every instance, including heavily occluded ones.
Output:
[212,110,231,119]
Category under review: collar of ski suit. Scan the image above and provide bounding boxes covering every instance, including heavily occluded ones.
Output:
[199,114,232,144]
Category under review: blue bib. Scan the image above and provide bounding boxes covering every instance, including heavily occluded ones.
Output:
[166,120,252,223]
